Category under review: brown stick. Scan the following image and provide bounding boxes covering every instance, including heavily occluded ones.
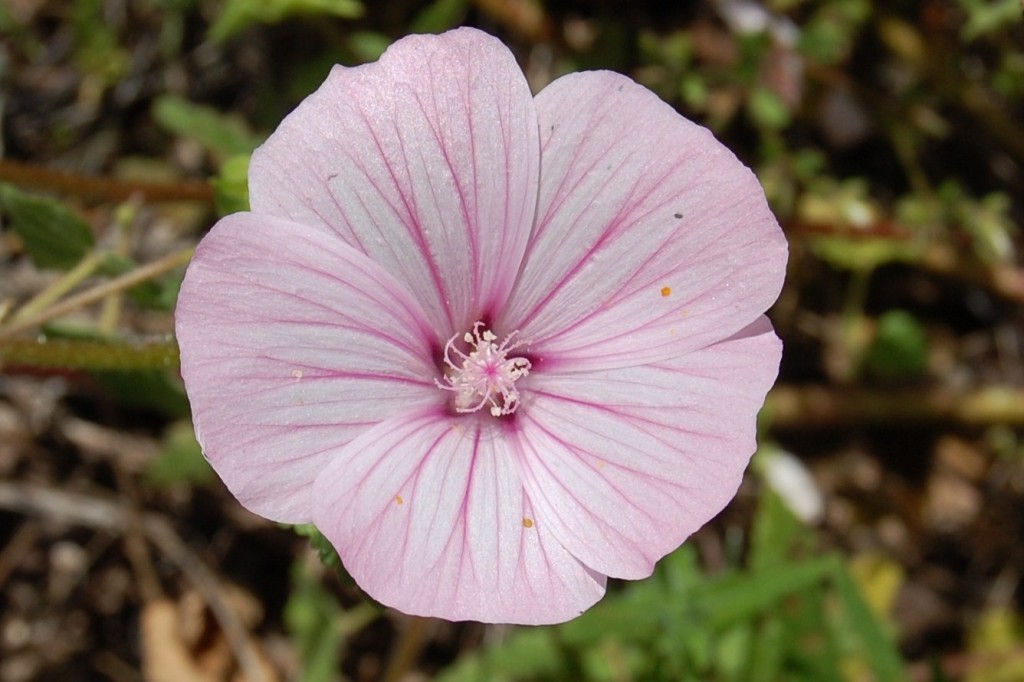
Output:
[0,247,194,340]
[766,384,1024,429]
[0,159,214,204]
[0,481,269,682]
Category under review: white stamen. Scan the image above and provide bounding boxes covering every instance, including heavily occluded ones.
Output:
[436,322,530,417]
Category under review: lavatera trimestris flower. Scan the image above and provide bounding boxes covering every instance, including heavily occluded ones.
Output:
[175,27,788,625]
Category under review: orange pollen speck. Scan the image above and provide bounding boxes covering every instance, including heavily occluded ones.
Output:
[395,495,404,505]
[661,286,672,297]
[522,518,534,528]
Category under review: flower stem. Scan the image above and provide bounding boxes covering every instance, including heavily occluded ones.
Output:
[0,335,179,371]
[381,615,429,682]
[0,247,194,340]
[9,251,107,324]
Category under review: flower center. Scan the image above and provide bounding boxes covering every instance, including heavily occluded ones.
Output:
[437,322,531,417]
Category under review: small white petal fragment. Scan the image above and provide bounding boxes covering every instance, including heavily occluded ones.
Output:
[761,448,824,524]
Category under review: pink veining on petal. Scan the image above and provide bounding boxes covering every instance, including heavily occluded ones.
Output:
[249,28,540,333]
[312,407,606,624]
[176,213,441,523]
[513,319,781,580]
[499,71,788,371]
[176,27,789,625]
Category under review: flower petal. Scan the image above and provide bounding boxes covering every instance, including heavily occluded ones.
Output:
[501,72,787,371]
[176,213,440,523]
[313,408,607,624]
[514,318,780,579]
[249,28,539,333]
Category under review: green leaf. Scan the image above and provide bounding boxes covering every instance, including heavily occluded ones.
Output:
[748,87,792,130]
[0,184,95,270]
[865,310,929,380]
[212,154,251,215]
[748,484,804,572]
[99,253,182,311]
[436,628,564,682]
[291,525,345,575]
[285,562,339,682]
[152,95,263,160]
[702,557,836,630]
[145,420,214,486]
[832,563,906,682]
[72,0,130,86]
[284,561,376,682]
[411,0,470,33]
[959,0,1021,41]
[94,369,190,417]
[208,0,364,42]
[346,31,393,62]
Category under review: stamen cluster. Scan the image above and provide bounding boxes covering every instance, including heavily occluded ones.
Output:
[438,322,530,417]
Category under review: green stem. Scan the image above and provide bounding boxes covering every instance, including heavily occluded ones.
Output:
[381,616,429,682]
[10,251,106,323]
[0,247,194,340]
[0,336,179,371]
[842,267,872,324]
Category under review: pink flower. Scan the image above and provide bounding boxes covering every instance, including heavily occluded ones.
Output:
[175,27,787,624]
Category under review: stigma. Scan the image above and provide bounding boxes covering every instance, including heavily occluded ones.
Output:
[437,322,531,417]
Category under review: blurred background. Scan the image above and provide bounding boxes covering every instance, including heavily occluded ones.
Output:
[1,0,1023,680]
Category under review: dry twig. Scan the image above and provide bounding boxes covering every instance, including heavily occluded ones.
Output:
[0,481,269,682]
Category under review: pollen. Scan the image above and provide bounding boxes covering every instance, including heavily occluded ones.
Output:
[436,322,530,417]
[395,495,404,505]
[522,518,534,528]
[660,286,672,297]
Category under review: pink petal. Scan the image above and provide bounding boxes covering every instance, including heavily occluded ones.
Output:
[176,213,440,523]
[500,72,788,371]
[514,318,780,579]
[249,28,539,334]
[312,407,607,624]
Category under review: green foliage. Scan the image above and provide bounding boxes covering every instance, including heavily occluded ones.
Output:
[152,95,264,162]
[100,253,182,311]
[896,181,1017,265]
[865,310,929,380]
[292,525,344,574]
[957,0,1022,41]
[209,0,364,42]
[346,31,394,63]
[145,420,214,486]
[72,0,130,86]
[285,561,345,682]
[993,52,1024,99]
[0,1,17,33]
[747,87,792,130]
[798,0,871,65]
[438,491,903,682]
[801,179,924,272]
[411,0,470,33]
[938,183,1017,264]
[284,561,378,682]
[0,184,95,271]
[213,154,252,216]
[94,369,191,417]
